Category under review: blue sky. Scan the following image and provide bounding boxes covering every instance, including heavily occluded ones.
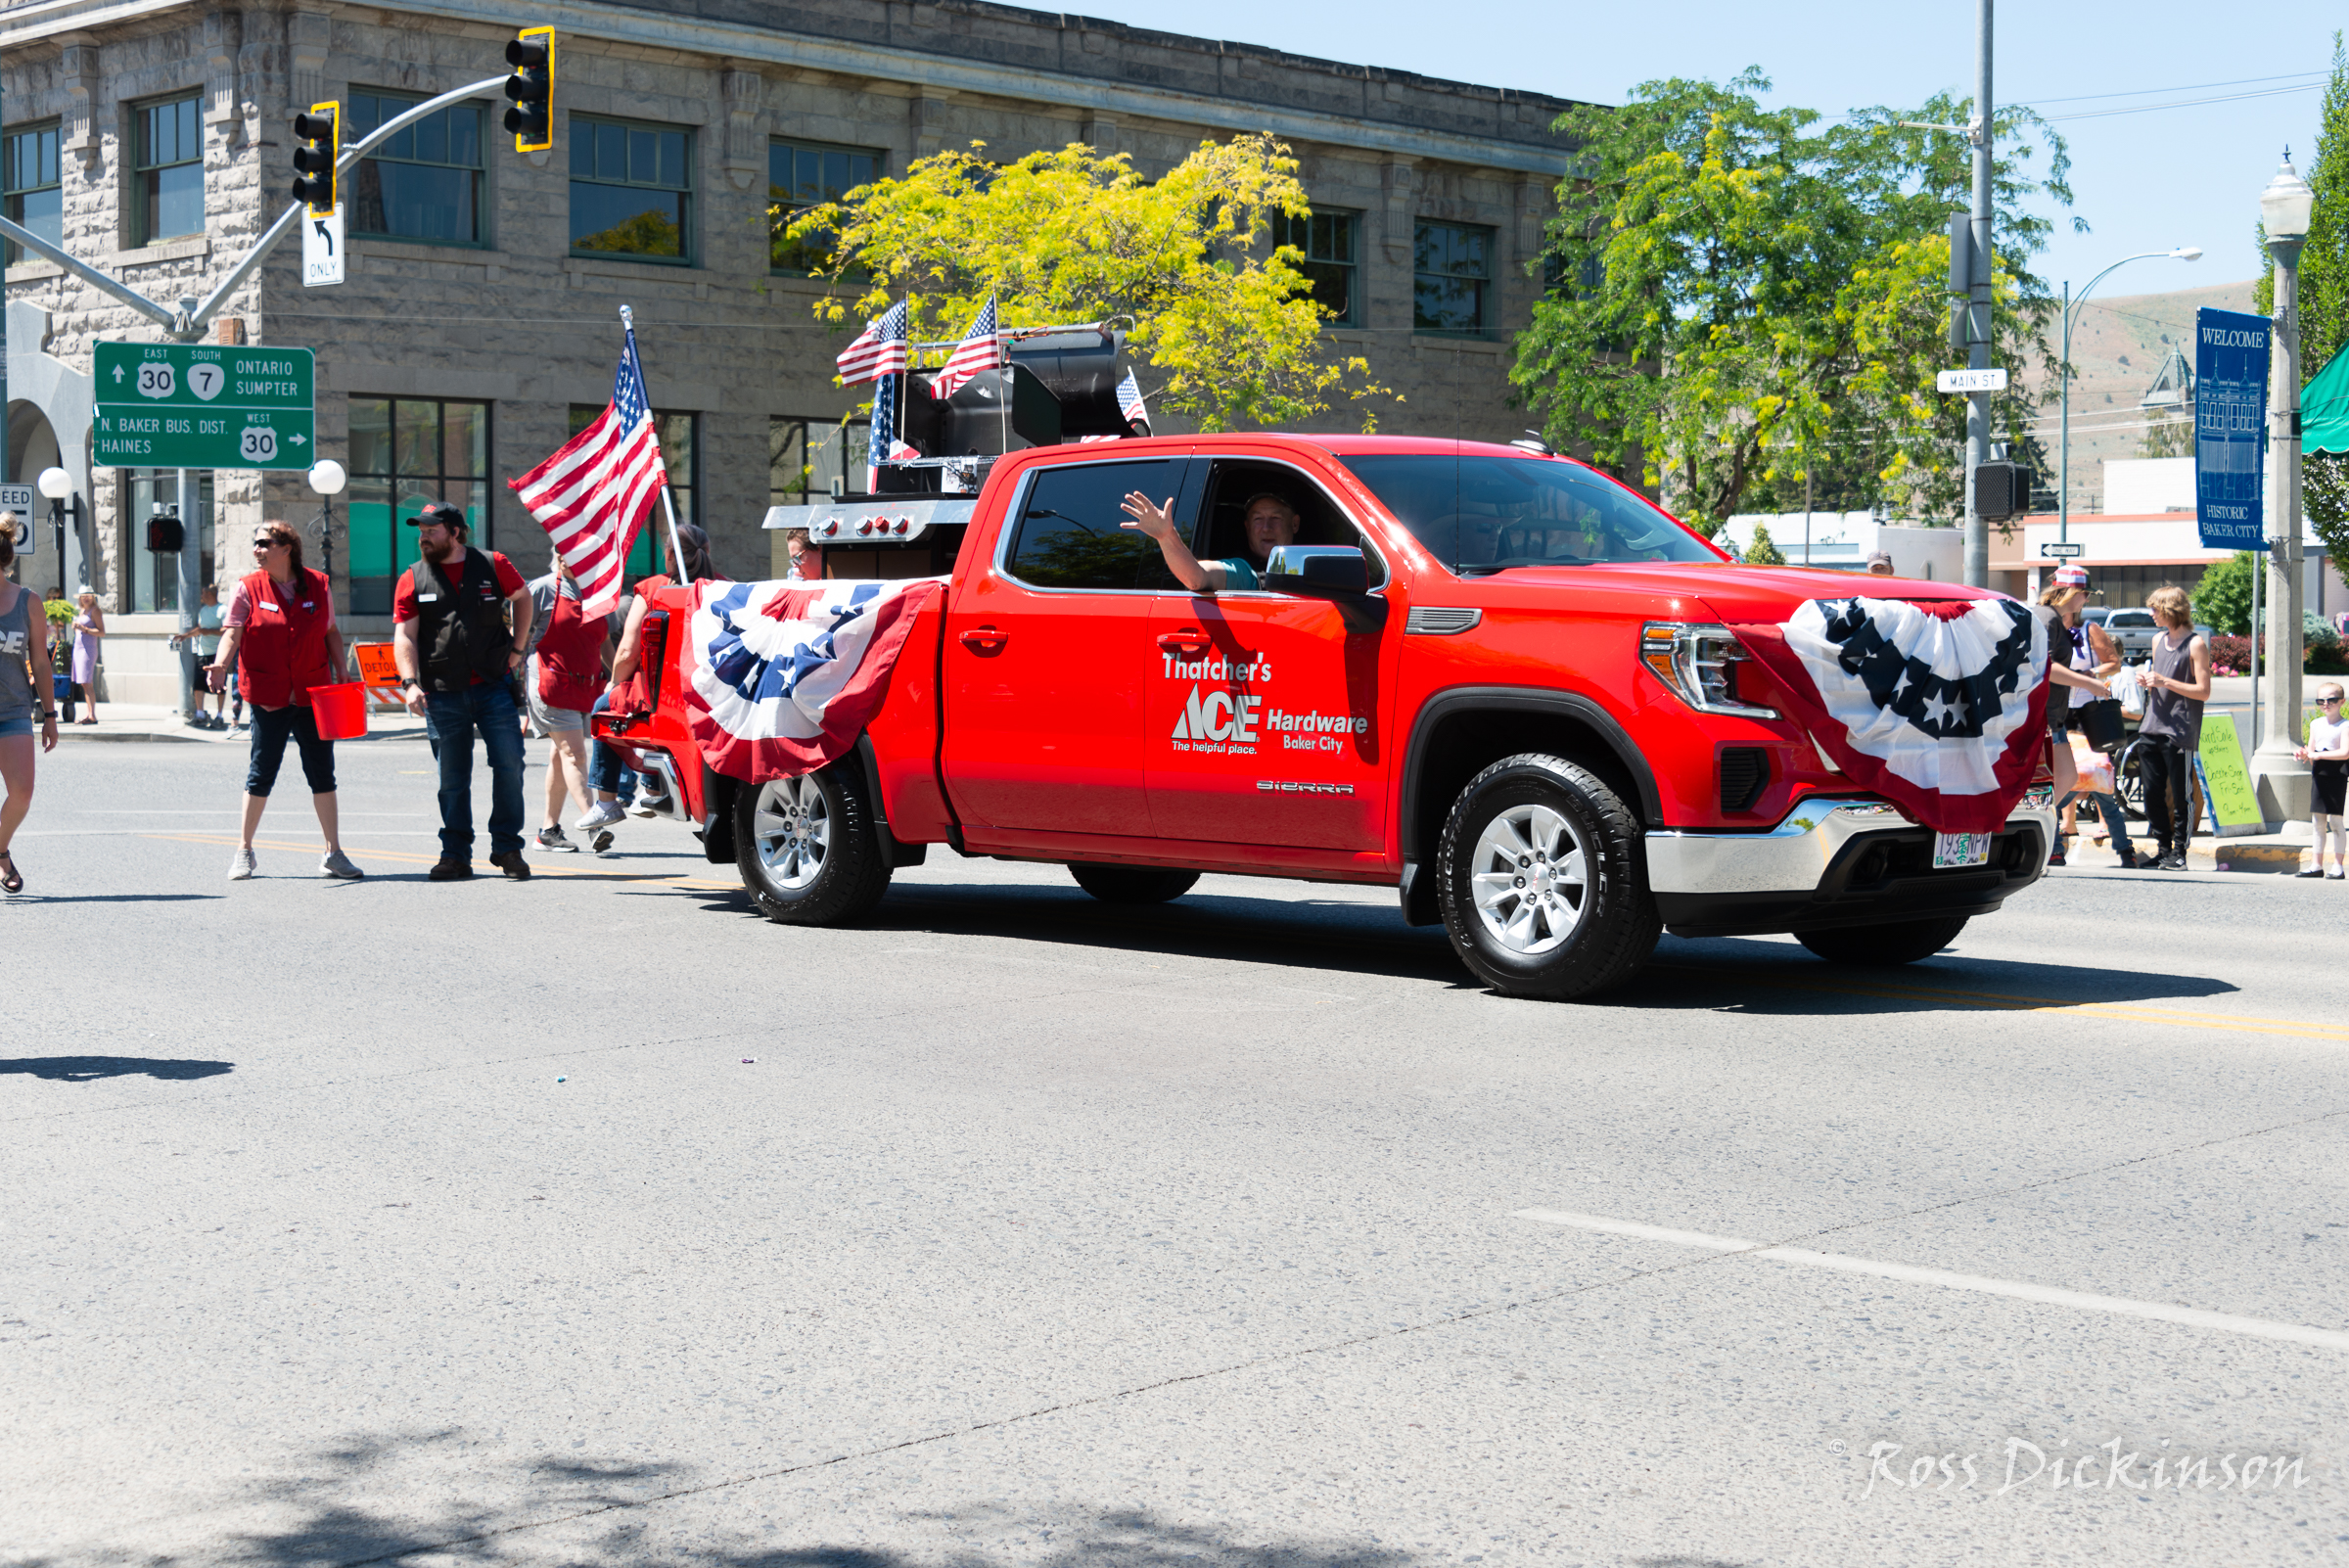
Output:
[1081,0,2342,300]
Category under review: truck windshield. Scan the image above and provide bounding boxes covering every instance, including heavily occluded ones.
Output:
[1338,453,1719,576]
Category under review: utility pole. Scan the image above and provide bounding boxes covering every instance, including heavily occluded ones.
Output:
[1963,0,1995,590]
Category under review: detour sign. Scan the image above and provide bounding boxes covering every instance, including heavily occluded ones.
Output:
[353,642,403,689]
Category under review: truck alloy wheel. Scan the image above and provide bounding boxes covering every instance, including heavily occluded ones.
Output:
[1436,754,1659,1000]
[734,764,893,926]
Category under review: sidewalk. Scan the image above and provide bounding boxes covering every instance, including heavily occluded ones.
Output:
[51,700,430,744]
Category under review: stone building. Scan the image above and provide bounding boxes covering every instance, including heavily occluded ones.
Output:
[0,0,1577,702]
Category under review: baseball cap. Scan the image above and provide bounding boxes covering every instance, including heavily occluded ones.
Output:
[405,501,466,530]
[2052,563,2089,587]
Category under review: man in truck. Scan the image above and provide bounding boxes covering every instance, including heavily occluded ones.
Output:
[1121,488,1301,590]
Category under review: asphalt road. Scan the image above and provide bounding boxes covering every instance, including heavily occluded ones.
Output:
[5,738,2345,1567]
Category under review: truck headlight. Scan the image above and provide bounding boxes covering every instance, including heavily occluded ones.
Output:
[1639,623,1779,719]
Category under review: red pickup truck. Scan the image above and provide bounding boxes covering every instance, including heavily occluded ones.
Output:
[597,434,2055,999]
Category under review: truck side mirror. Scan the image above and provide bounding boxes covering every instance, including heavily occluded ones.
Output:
[1261,545,1386,631]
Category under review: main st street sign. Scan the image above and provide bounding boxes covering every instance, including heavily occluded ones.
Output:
[93,342,315,470]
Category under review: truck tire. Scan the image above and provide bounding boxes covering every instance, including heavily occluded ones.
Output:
[736,764,893,926]
[1070,863,1200,903]
[1436,754,1659,1000]
[1796,916,1968,966]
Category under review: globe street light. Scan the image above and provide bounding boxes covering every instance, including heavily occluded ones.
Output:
[306,458,346,588]
[35,465,77,594]
[2057,247,2200,551]
[2250,152,2316,827]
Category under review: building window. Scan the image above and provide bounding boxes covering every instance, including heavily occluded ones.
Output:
[1273,209,1358,327]
[1414,219,1497,339]
[769,139,878,274]
[133,93,205,246]
[347,90,485,246]
[345,397,491,616]
[570,116,692,262]
[4,121,62,265]
[124,471,213,616]
[570,405,696,576]
[769,416,870,504]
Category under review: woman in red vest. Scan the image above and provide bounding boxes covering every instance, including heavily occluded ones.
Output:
[207,520,362,882]
[526,557,610,852]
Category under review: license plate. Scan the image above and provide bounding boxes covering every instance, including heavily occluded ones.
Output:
[1933,831,1992,868]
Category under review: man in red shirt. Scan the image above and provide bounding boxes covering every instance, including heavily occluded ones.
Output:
[390,502,536,880]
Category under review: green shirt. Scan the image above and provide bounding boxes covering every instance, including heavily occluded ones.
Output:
[1217,557,1259,589]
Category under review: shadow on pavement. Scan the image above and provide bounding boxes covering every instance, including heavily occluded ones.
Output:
[0,1055,235,1082]
[2,893,222,903]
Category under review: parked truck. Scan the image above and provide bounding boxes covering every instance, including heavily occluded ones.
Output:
[598,431,2054,999]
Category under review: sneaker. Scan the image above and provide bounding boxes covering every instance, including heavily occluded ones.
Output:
[489,850,531,881]
[576,801,626,832]
[535,825,578,853]
[2047,847,2067,867]
[428,856,474,881]
[590,829,616,856]
[627,801,659,818]
[320,850,364,881]
[228,848,256,881]
[2159,850,2188,871]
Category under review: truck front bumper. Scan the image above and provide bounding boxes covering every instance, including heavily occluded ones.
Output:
[1644,790,2056,939]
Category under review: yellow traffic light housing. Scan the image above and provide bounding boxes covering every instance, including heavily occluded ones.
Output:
[291,101,340,214]
[503,27,555,154]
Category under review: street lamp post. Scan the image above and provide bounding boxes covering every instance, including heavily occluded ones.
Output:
[306,458,345,585]
[2058,249,2201,553]
[35,465,76,596]
[2250,153,2316,828]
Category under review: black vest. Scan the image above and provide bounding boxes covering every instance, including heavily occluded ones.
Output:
[411,548,511,693]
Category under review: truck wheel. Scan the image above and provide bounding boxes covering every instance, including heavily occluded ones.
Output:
[1070,863,1200,903]
[1796,916,1968,966]
[736,765,893,926]
[1436,754,1659,1000]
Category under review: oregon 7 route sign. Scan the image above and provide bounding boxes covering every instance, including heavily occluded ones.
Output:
[93,342,315,470]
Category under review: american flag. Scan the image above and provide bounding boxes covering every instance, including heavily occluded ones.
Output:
[1117,368,1149,432]
[864,372,919,490]
[509,321,667,620]
[931,297,1003,399]
[835,299,909,384]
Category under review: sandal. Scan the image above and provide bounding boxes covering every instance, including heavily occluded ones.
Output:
[0,851,21,895]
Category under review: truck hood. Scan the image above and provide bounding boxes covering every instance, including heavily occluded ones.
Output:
[1687,566,2002,626]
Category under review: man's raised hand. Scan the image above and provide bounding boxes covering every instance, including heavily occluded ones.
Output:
[1120,491,1176,539]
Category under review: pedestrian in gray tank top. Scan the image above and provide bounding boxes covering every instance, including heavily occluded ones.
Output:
[2135,584,2211,870]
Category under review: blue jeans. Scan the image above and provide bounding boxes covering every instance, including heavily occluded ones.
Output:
[583,692,638,802]
[424,682,526,856]
[245,703,335,797]
[2061,789,2135,863]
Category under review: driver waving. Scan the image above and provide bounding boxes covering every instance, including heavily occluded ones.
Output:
[1123,489,1300,592]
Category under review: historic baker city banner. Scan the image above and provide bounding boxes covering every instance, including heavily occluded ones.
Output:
[2193,306,2270,551]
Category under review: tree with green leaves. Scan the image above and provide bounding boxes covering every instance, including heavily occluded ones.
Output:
[2193,550,2257,634]
[2258,32,2349,555]
[782,136,1385,433]
[1743,522,1785,565]
[1512,69,2072,534]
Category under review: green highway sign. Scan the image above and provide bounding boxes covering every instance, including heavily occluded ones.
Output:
[92,341,315,470]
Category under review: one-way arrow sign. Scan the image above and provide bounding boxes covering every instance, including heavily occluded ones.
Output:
[302,205,345,288]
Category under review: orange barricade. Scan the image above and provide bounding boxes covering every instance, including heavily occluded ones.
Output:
[353,642,409,709]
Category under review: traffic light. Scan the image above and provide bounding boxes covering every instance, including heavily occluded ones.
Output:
[503,26,555,153]
[1973,461,2036,523]
[291,101,339,213]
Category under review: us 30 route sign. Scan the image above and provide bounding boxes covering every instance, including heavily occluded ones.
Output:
[92,342,315,470]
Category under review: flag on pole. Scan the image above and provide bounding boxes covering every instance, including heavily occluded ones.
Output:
[863,373,920,491]
[932,297,1003,399]
[509,319,668,619]
[835,299,909,384]
[1117,368,1149,432]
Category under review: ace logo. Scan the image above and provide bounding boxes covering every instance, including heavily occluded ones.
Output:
[1170,683,1262,745]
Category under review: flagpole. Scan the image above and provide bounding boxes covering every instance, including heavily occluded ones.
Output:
[621,304,688,581]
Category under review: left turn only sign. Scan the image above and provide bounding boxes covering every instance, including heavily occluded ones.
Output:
[303,205,345,288]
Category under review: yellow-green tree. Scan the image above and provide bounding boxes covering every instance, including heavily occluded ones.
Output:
[782,136,1386,432]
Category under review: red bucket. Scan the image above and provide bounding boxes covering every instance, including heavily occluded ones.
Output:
[309,681,368,741]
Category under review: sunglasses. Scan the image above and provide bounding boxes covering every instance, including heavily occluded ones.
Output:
[2322,695,2346,705]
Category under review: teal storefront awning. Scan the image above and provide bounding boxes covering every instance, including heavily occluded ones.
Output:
[2307,346,2349,455]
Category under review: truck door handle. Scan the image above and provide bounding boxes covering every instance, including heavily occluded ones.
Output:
[1158,629,1209,655]
[958,625,1009,652]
